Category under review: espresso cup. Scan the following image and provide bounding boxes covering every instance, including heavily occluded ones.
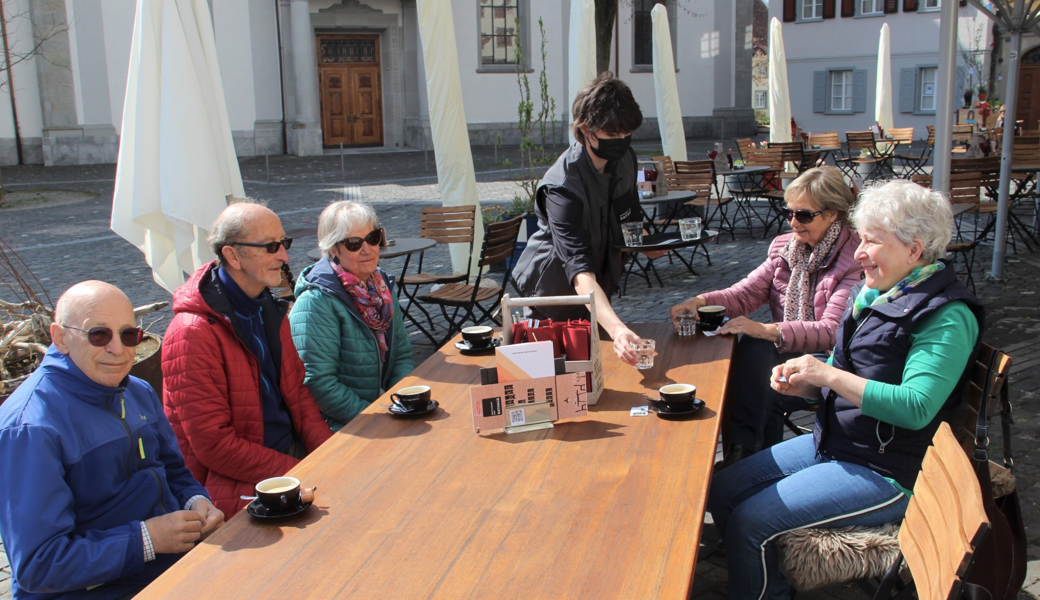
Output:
[659,383,696,410]
[391,385,432,411]
[697,305,727,332]
[256,476,301,512]
[461,326,494,347]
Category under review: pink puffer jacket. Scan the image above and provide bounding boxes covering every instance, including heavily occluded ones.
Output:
[699,226,862,355]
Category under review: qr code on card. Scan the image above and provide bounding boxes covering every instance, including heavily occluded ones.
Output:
[509,408,526,426]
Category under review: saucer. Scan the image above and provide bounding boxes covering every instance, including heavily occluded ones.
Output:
[647,398,705,418]
[388,399,440,417]
[455,338,500,356]
[246,499,312,519]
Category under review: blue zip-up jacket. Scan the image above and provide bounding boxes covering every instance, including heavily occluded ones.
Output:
[0,347,210,599]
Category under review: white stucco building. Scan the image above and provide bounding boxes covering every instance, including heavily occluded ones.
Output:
[0,0,757,167]
[769,0,992,138]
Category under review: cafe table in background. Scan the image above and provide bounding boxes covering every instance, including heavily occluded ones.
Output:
[138,323,735,599]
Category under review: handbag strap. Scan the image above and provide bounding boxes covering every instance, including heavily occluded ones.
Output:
[1000,375,1015,470]
[974,350,1000,464]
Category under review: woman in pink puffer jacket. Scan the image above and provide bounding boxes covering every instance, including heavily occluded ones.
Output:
[670,167,862,469]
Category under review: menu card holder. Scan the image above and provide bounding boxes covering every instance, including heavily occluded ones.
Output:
[500,293,604,405]
[470,363,588,435]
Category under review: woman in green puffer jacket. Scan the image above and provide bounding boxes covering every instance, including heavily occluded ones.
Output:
[289,201,414,430]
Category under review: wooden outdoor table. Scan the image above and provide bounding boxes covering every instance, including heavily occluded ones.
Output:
[139,323,734,599]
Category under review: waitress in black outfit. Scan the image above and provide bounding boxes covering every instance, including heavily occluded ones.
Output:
[513,73,664,365]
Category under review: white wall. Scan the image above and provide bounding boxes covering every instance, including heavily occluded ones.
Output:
[102,0,134,134]
[213,0,257,131]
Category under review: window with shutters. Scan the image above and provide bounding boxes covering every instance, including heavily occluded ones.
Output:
[799,0,824,20]
[754,90,768,109]
[859,0,883,14]
[921,0,940,9]
[632,0,678,70]
[831,70,853,111]
[919,67,937,111]
[477,0,530,72]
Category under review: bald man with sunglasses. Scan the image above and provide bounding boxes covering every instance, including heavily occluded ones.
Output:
[162,201,332,516]
[0,281,223,599]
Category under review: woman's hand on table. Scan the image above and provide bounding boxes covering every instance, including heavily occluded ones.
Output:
[612,327,642,366]
[771,355,828,399]
[669,296,706,330]
[718,316,772,340]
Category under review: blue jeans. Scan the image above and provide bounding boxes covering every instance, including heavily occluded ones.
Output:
[707,434,910,600]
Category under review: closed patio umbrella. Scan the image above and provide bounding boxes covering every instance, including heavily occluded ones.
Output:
[768,17,791,143]
[876,23,893,132]
[111,0,244,293]
[568,0,596,146]
[416,0,484,275]
[651,4,687,161]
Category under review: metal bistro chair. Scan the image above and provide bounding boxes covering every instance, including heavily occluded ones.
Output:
[412,216,522,347]
[740,147,786,237]
[399,205,477,333]
[835,130,893,181]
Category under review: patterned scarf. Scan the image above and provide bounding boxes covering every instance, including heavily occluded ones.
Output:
[851,261,945,320]
[779,221,843,322]
[330,260,394,362]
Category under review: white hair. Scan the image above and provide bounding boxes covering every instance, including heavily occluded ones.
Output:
[850,179,952,264]
[317,201,380,258]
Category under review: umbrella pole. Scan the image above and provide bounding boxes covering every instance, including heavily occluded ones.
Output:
[992,28,1022,280]
[932,0,958,193]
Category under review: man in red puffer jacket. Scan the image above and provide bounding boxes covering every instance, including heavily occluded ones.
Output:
[162,201,332,516]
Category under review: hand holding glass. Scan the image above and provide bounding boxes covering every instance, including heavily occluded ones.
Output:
[630,339,656,370]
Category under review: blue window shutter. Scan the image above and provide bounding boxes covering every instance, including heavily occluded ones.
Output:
[813,71,827,113]
[899,68,916,113]
[852,69,868,113]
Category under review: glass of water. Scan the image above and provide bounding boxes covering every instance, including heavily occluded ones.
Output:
[679,217,703,241]
[630,339,656,370]
[622,222,644,246]
[676,310,696,337]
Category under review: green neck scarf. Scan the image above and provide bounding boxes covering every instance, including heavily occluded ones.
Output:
[851,262,945,320]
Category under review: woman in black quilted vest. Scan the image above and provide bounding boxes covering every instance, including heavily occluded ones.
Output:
[707,179,984,599]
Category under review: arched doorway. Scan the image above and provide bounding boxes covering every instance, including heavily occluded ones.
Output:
[1017,45,1040,130]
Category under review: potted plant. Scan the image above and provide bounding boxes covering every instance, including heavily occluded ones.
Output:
[977,84,988,102]
[963,86,975,108]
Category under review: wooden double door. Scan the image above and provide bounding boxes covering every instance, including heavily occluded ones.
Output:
[318,35,383,147]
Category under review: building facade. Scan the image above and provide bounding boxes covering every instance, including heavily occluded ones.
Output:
[770,0,992,139]
[0,0,757,167]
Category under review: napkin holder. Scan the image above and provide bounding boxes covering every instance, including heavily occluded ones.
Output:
[500,293,604,405]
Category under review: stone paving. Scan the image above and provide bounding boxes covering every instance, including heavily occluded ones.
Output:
[0,141,1038,598]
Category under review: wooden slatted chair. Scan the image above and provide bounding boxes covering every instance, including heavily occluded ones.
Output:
[952,124,975,146]
[742,148,787,236]
[894,125,934,178]
[735,138,757,161]
[778,345,1010,596]
[835,131,890,181]
[808,131,840,148]
[399,205,477,332]
[412,216,523,347]
[767,141,806,182]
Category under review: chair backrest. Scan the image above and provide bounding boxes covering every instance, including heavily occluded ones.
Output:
[899,422,990,600]
[910,174,932,188]
[662,173,714,198]
[651,156,677,176]
[735,138,756,160]
[768,141,805,165]
[1011,143,1040,166]
[845,130,877,150]
[952,124,975,144]
[950,156,1000,174]
[420,205,477,244]
[477,215,523,270]
[926,125,936,146]
[673,159,714,175]
[888,127,914,144]
[745,147,784,171]
[947,171,982,207]
[808,131,840,147]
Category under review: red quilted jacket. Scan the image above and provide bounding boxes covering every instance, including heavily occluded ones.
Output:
[162,262,332,515]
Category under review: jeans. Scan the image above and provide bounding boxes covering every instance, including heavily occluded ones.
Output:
[707,434,909,600]
[726,335,812,451]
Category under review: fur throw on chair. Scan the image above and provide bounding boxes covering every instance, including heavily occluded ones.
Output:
[776,524,901,591]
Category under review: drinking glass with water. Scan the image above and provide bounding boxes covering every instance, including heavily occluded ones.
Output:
[676,310,696,337]
[679,217,702,241]
[622,222,644,246]
[630,339,656,370]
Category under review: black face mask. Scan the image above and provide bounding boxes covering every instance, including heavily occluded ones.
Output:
[588,134,632,162]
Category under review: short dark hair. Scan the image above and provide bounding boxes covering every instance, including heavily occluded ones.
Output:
[571,72,643,145]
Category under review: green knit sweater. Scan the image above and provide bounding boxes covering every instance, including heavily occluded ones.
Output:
[289,263,415,431]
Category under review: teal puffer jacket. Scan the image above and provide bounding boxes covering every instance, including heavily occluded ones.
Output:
[289,259,415,430]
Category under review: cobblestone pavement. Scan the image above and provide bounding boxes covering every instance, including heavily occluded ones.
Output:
[0,141,1038,598]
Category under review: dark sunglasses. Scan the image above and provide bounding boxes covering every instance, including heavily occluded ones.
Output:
[231,238,293,253]
[338,230,382,252]
[781,209,824,224]
[61,325,145,347]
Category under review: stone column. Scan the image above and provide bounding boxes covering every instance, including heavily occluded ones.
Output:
[30,0,83,165]
[288,0,322,155]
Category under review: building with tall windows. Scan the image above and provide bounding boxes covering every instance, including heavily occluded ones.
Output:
[0,0,756,166]
[771,0,991,138]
